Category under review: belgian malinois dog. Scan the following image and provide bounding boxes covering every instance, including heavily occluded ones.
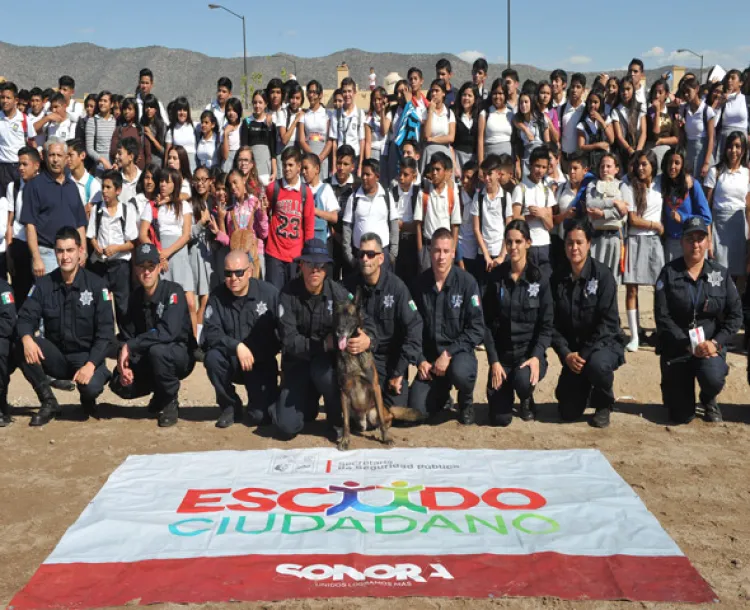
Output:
[333,295,394,451]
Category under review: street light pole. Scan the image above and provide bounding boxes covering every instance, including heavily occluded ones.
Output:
[677,48,704,84]
[208,3,248,109]
[507,0,511,68]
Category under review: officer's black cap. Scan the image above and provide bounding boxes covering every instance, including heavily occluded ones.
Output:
[294,238,332,264]
[682,216,709,237]
[134,243,161,266]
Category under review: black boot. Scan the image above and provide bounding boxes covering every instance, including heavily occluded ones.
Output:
[81,397,98,419]
[518,396,536,422]
[590,406,612,428]
[0,391,11,427]
[459,404,475,425]
[702,399,723,423]
[30,384,61,427]
[158,398,179,427]
[216,405,236,428]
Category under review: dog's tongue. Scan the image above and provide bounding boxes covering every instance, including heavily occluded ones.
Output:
[338,336,348,351]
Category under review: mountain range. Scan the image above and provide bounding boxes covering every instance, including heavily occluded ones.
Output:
[0,42,673,107]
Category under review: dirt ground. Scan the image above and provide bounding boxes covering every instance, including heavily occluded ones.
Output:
[1,288,749,610]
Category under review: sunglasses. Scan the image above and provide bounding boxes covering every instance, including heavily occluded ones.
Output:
[358,250,382,259]
[224,268,249,278]
[304,262,326,271]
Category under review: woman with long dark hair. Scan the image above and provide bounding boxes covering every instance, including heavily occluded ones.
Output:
[659,147,712,262]
[300,80,331,179]
[110,97,151,169]
[141,94,166,167]
[551,217,625,428]
[221,97,243,173]
[715,70,748,156]
[478,78,513,163]
[483,219,552,426]
[421,78,456,173]
[514,91,550,178]
[645,79,679,173]
[453,82,480,176]
[535,80,559,143]
[611,76,646,170]
[364,86,388,164]
[621,150,664,351]
[679,78,716,181]
[576,89,613,172]
[165,97,197,173]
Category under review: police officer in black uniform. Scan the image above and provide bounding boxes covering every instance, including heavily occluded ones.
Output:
[409,227,485,424]
[203,250,281,428]
[343,232,423,409]
[274,238,377,440]
[16,226,114,426]
[483,220,554,426]
[551,218,625,428]
[0,279,17,426]
[109,243,195,427]
[655,216,741,424]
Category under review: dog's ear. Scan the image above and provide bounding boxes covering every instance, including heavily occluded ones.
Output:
[353,286,362,308]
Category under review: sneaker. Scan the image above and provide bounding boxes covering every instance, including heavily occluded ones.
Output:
[216,406,235,428]
[702,400,723,423]
[459,405,475,425]
[48,377,76,392]
[158,399,179,428]
[625,339,639,353]
[518,397,535,422]
[590,407,611,428]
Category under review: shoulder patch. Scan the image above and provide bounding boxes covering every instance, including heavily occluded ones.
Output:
[655,279,664,291]
[102,289,111,301]
[169,293,178,305]
[408,299,417,312]
[0,292,13,305]
[28,286,35,298]
[471,294,480,307]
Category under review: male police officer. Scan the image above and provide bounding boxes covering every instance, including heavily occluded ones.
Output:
[655,216,742,424]
[274,238,377,440]
[109,243,195,427]
[344,232,422,411]
[16,226,114,425]
[408,227,485,424]
[0,278,17,426]
[203,251,281,428]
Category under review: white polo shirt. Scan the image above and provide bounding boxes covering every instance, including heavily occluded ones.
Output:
[682,102,716,141]
[721,92,748,132]
[705,166,750,212]
[343,184,399,248]
[555,181,578,239]
[46,118,75,141]
[72,170,101,207]
[303,106,329,141]
[391,183,419,224]
[27,111,46,148]
[0,110,36,163]
[165,122,197,157]
[413,182,462,239]
[471,187,510,257]
[511,178,555,246]
[120,168,142,204]
[329,107,366,156]
[621,180,663,235]
[86,198,140,262]
[196,134,221,169]
[559,102,585,154]
[206,100,226,128]
[66,99,84,127]
[7,178,30,240]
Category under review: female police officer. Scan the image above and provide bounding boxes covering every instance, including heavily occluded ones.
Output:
[551,217,626,428]
[655,216,742,424]
[483,220,553,426]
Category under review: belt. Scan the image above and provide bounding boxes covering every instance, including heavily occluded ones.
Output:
[0,161,19,166]
[308,133,326,142]
[400,232,416,240]
[592,228,620,238]
[422,238,432,246]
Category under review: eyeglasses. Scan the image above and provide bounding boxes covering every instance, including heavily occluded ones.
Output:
[358,250,382,259]
[224,268,249,278]
[308,89,320,95]
[194,177,210,183]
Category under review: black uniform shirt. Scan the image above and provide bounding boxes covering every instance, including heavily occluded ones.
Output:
[17,268,114,366]
[202,280,280,363]
[483,261,553,365]
[655,257,742,356]
[344,269,423,378]
[121,279,193,355]
[550,257,622,361]
[278,276,377,363]
[412,265,485,363]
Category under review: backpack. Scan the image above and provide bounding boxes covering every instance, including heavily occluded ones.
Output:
[391,184,419,219]
[477,188,509,234]
[421,184,456,222]
[94,197,130,242]
[270,178,310,211]
[348,189,393,247]
[312,185,328,242]
[326,176,362,237]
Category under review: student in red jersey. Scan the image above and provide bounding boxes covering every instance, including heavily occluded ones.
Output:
[264,147,315,289]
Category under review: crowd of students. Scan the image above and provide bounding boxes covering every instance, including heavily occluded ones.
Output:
[0,55,748,433]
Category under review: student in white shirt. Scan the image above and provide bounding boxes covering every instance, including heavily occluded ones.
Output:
[514,92,550,179]
[628,58,647,113]
[472,58,489,101]
[342,158,399,271]
[705,132,750,281]
[407,67,429,121]
[414,152,462,271]
[552,150,587,269]
[364,87,388,164]
[87,170,138,329]
[0,82,37,194]
[368,68,377,91]
[139,167,195,313]
[57,75,84,129]
[165,97,197,174]
[115,138,142,205]
[716,70,749,155]
[300,80,331,180]
[141,94,167,167]
[576,89,614,173]
[478,79,513,162]
[166,146,193,200]
[136,68,169,124]
[301,152,339,244]
[456,160,480,278]
[557,73,587,169]
[536,80,560,143]
[679,77,716,181]
[195,110,222,170]
[265,78,285,160]
[421,79,456,174]
[611,75,647,170]
[205,76,232,128]
[473,154,512,274]
[391,157,422,285]
[33,93,75,142]
[85,91,117,173]
[277,82,304,161]
[329,77,366,176]
[621,150,664,352]
[221,97,242,173]
[27,88,47,150]
[66,139,101,215]
[511,147,556,278]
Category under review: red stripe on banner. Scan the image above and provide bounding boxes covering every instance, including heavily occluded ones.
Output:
[9,552,716,609]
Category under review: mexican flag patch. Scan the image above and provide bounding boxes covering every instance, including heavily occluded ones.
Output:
[471,295,480,307]
[408,300,417,312]
[1,292,13,305]
[102,290,111,301]
[170,293,178,305]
